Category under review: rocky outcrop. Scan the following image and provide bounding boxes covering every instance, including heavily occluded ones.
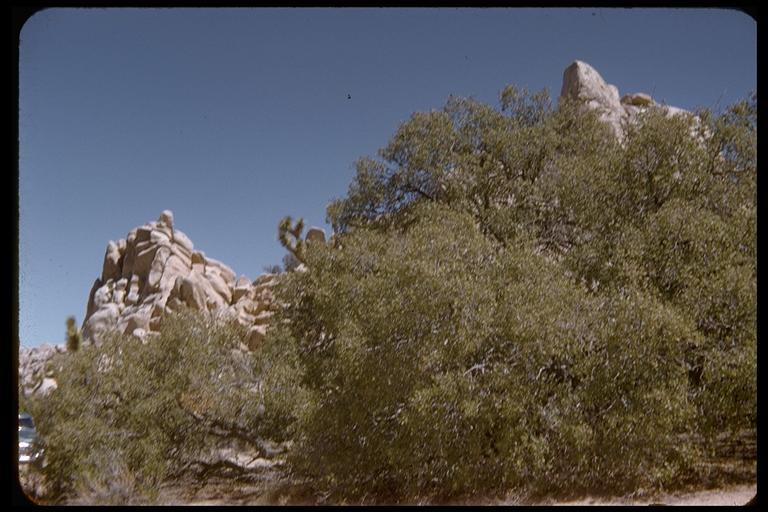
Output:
[560,60,698,141]
[81,210,284,350]
[19,344,66,398]
[21,212,321,397]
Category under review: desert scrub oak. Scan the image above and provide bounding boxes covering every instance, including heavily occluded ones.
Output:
[275,86,755,501]
[21,309,299,504]
[275,203,699,501]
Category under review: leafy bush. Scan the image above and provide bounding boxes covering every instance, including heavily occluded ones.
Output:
[275,204,697,501]
[274,87,755,501]
[21,309,300,503]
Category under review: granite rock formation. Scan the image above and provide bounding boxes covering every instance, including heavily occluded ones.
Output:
[560,60,697,141]
[19,344,65,398]
[81,210,285,350]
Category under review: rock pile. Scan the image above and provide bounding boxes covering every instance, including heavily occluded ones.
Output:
[560,60,696,141]
[20,211,325,397]
[19,344,65,398]
[81,210,320,350]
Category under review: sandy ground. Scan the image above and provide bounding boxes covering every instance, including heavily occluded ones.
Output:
[20,460,756,506]
[517,484,756,506]
[164,483,757,506]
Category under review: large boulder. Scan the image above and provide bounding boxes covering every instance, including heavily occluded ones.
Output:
[621,92,654,107]
[560,60,698,142]
[561,60,626,139]
[18,344,66,398]
[81,211,278,348]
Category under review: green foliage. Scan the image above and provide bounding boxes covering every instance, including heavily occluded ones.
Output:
[278,216,307,264]
[24,82,754,505]
[24,309,299,503]
[277,86,755,501]
[275,203,701,501]
[282,252,301,272]
[65,316,81,352]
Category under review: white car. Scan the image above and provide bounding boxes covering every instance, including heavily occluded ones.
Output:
[18,413,43,464]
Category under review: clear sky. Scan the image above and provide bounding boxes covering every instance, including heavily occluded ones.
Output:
[18,8,756,347]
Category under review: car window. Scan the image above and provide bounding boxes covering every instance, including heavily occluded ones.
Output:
[19,416,35,429]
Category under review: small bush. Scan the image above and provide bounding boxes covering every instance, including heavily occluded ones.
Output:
[24,309,293,503]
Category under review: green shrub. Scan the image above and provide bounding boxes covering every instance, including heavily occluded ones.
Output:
[274,203,700,501]
[24,309,297,503]
[275,86,755,502]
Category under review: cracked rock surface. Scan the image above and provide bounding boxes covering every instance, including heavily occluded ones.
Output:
[81,210,280,350]
[19,343,66,398]
[560,60,699,141]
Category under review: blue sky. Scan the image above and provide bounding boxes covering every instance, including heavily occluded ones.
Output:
[18,8,756,347]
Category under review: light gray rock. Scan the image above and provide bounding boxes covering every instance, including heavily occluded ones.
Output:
[117,311,151,336]
[306,227,327,244]
[621,92,654,107]
[147,246,171,291]
[102,240,123,282]
[159,254,190,293]
[252,310,274,325]
[561,60,625,139]
[85,278,102,319]
[83,302,120,343]
[81,211,279,351]
[158,210,174,229]
[112,278,128,305]
[179,274,207,311]
[134,244,160,278]
[206,268,233,304]
[204,285,228,311]
[93,283,113,308]
[19,344,67,397]
[237,309,256,325]
[121,237,137,279]
[233,276,252,302]
[150,229,172,245]
[125,275,141,305]
[38,377,58,395]
[205,257,236,284]
[559,60,700,143]
[173,229,194,254]
[169,244,193,267]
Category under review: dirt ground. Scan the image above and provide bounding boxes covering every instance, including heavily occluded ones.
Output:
[19,458,757,506]
[157,481,757,506]
[512,484,756,506]
[22,475,757,506]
